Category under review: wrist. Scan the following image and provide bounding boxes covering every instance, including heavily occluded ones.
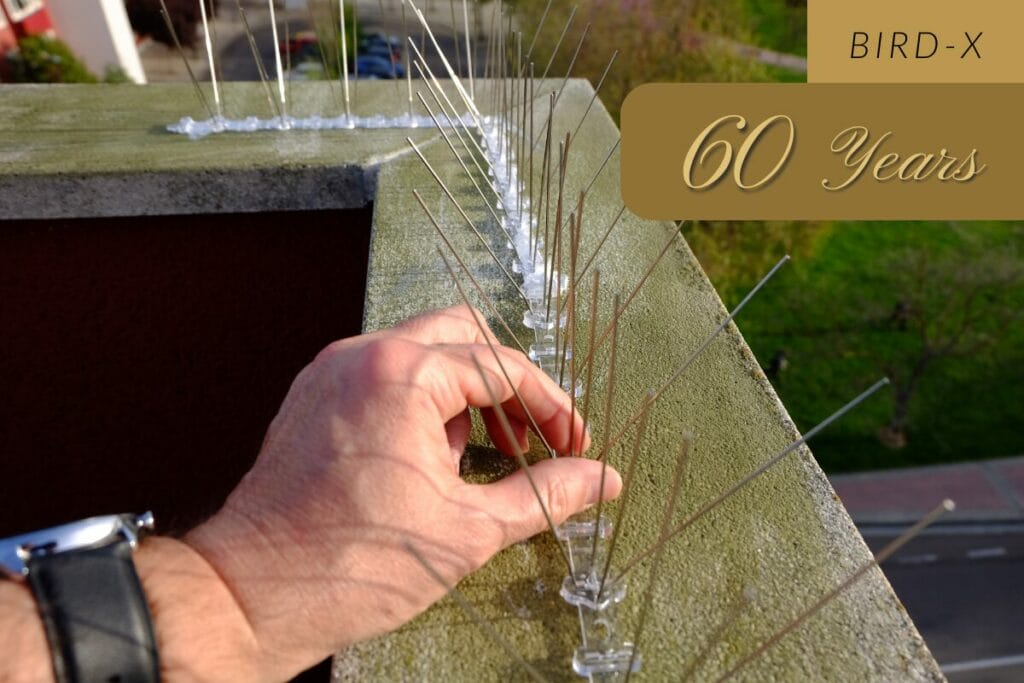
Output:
[0,532,263,683]
[184,507,333,682]
[134,535,265,682]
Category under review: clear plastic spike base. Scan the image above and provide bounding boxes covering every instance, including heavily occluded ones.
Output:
[166,112,461,139]
[528,324,582,397]
[528,341,568,363]
[476,115,641,679]
[531,340,568,376]
[561,572,627,611]
[572,607,641,679]
[555,517,611,542]
[523,308,568,331]
[572,642,641,678]
[558,517,626,609]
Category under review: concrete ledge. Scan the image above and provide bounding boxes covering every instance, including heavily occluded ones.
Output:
[0,167,372,218]
[342,80,943,681]
[0,81,944,682]
[0,83,432,218]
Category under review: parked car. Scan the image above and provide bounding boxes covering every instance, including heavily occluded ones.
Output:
[283,30,320,62]
[363,43,396,61]
[354,54,404,79]
[360,32,401,61]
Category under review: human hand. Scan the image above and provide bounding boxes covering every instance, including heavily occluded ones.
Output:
[184,305,622,680]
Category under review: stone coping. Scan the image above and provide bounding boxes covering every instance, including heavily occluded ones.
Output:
[0,82,435,217]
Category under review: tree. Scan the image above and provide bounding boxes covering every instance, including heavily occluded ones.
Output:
[682,220,828,302]
[125,0,221,49]
[510,0,774,123]
[867,239,1023,448]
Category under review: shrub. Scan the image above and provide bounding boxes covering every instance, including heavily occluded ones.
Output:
[308,1,362,78]
[103,66,133,84]
[9,35,98,83]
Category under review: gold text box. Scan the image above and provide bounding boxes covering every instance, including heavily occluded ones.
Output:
[808,0,1024,83]
[620,83,1024,220]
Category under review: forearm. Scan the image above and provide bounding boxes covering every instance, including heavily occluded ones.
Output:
[0,306,609,682]
[0,577,52,683]
[0,536,264,683]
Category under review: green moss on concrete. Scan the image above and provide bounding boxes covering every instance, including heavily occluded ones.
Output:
[0,82,437,218]
[0,80,942,681]
[0,82,421,174]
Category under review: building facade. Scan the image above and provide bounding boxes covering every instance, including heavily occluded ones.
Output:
[1,0,145,83]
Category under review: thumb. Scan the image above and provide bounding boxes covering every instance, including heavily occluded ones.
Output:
[467,458,623,548]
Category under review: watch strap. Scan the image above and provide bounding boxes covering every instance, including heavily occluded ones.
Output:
[27,539,160,683]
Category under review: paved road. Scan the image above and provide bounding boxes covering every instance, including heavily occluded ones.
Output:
[863,523,1024,682]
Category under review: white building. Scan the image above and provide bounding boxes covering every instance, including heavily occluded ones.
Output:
[46,0,146,83]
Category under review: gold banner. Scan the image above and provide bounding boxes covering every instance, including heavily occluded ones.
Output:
[808,0,1024,83]
[620,83,1024,220]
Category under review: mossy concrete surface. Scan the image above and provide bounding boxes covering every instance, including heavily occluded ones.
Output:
[0,81,942,681]
[0,82,434,218]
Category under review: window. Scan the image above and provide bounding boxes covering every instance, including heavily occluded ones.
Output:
[3,0,43,22]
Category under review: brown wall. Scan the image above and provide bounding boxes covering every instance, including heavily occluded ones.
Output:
[0,207,373,537]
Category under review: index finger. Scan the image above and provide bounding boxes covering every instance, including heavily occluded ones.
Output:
[389,305,501,347]
[428,344,590,456]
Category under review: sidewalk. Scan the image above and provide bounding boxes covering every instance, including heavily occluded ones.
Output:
[830,455,1024,524]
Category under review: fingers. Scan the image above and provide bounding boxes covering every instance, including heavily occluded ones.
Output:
[390,305,500,347]
[462,459,623,548]
[444,409,473,471]
[429,343,589,455]
[481,408,529,455]
[370,307,590,456]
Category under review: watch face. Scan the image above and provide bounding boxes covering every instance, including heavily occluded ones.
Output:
[0,513,152,579]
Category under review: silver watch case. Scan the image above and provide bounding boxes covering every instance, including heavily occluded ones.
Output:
[0,512,154,580]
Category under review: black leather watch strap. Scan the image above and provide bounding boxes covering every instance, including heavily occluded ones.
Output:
[26,539,160,683]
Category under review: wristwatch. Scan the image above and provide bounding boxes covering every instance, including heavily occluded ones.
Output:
[0,513,160,683]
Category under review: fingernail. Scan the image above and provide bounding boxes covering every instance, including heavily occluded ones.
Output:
[609,469,624,497]
[588,469,623,504]
[580,423,592,453]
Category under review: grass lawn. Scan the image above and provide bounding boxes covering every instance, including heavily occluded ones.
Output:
[740,0,807,56]
[690,222,1024,473]
[761,64,806,82]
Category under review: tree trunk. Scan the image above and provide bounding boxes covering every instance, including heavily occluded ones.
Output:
[879,355,931,449]
[879,389,911,449]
